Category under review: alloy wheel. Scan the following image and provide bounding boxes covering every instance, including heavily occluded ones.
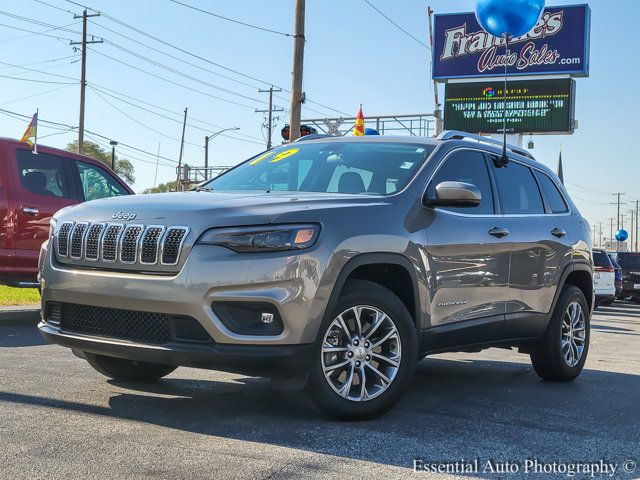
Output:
[321,305,401,401]
[561,301,586,367]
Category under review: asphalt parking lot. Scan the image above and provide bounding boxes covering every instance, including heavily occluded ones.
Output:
[0,303,638,480]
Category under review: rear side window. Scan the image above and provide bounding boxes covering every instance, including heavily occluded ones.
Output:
[76,161,128,201]
[593,250,612,268]
[616,253,640,269]
[535,171,568,214]
[16,149,74,199]
[493,161,544,214]
[428,150,494,214]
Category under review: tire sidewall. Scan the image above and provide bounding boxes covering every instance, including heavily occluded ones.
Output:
[547,286,591,377]
[307,280,417,420]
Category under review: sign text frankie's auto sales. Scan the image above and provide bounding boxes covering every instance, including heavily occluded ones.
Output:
[433,5,591,80]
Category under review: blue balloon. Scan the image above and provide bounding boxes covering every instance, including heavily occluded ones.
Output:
[364,128,380,135]
[475,0,545,38]
[615,229,629,242]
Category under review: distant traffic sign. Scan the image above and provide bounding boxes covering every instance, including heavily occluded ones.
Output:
[444,78,576,134]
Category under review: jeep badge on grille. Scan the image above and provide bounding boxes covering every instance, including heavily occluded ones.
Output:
[112,211,137,221]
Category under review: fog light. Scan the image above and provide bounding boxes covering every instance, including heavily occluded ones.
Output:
[261,312,274,324]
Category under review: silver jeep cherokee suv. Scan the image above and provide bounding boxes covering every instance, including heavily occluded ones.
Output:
[39,131,594,419]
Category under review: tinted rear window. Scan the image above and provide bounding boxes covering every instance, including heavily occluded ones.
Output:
[593,250,612,267]
[616,253,640,269]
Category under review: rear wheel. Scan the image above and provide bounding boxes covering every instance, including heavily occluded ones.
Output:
[307,280,417,420]
[530,285,590,381]
[84,352,177,382]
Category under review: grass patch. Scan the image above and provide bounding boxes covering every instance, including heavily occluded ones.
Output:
[0,285,40,306]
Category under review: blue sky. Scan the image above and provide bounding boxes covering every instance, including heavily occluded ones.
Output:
[0,0,637,237]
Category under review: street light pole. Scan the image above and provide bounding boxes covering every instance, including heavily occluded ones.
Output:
[110,140,117,170]
[204,127,239,180]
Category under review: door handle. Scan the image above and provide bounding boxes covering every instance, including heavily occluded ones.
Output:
[551,227,566,238]
[488,227,509,238]
[21,206,40,215]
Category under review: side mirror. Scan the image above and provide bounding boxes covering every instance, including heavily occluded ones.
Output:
[424,181,481,208]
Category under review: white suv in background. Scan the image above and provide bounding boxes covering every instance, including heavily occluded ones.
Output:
[593,248,615,307]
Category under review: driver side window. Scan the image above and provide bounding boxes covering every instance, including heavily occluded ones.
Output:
[429,150,495,214]
[76,161,128,201]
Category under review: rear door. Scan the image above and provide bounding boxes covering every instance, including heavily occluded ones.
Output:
[491,159,573,326]
[424,149,511,331]
[11,148,79,276]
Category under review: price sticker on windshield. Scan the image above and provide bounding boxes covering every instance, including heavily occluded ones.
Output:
[270,148,299,163]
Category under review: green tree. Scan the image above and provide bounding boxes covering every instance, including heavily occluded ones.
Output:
[142,181,175,194]
[66,140,136,185]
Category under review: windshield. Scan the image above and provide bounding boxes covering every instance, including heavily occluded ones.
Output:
[616,253,640,269]
[593,250,611,268]
[204,141,435,195]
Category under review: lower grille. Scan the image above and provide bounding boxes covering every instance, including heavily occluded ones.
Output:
[52,302,212,345]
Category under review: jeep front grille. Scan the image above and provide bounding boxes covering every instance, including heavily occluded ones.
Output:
[55,221,189,269]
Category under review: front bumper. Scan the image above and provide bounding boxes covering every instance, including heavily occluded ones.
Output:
[39,322,313,375]
[39,241,334,365]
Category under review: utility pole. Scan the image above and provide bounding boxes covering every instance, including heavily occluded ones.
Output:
[597,221,603,248]
[611,193,626,231]
[629,209,635,252]
[634,200,640,252]
[256,86,284,149]
[153,143,160,187]
[70,9,102,155]
[175,107,187,192]
[288,0,305,143]
[609,217,614,250]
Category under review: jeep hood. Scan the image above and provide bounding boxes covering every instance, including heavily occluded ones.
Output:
[54,191,387,228]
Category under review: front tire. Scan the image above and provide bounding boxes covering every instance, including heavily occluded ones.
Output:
[307,280,417,420]
[84,352,177,382]
[530,285,590,381]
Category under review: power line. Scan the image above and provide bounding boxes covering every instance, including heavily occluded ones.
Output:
[362,0,430,49]
[88,85,201,148]
[32,0,75,15]
[102,38,273,107]
[89,47,259,110]
[61,0,347,116]
[87,84,264,144]
[0,73,74,84]
[0,10,82,35]
[0,20,77,43]
[167,0,296,38]
[0,84,73,106]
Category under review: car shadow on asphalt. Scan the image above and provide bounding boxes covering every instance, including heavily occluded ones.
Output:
[0,324,48,348]
[0,354,638,471]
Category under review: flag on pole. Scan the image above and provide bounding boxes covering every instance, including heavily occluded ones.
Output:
[353,105,364,136]
[20,110,38,153]
[557,148,564,184]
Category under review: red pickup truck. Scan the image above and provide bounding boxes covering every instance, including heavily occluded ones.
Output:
[0,138,133,286]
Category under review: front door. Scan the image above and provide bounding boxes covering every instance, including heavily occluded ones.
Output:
[11,148,78,277]
[424,149,511,328]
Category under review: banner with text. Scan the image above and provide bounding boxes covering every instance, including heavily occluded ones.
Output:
[433,5,590,80]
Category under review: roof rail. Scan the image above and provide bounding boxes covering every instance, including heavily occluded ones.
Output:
[293,133,335,143]
[437,130,535,160]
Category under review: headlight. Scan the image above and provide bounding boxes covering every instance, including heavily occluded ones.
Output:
[196,224,320,252]
[49,218,57,239]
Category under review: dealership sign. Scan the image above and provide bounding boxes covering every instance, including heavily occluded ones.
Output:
[433,5,590,80]
[444,79,576,134]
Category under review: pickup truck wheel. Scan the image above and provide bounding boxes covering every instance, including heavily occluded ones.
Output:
[307,280,417,420]
[530,285,590,382]
[84,352,177,382]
